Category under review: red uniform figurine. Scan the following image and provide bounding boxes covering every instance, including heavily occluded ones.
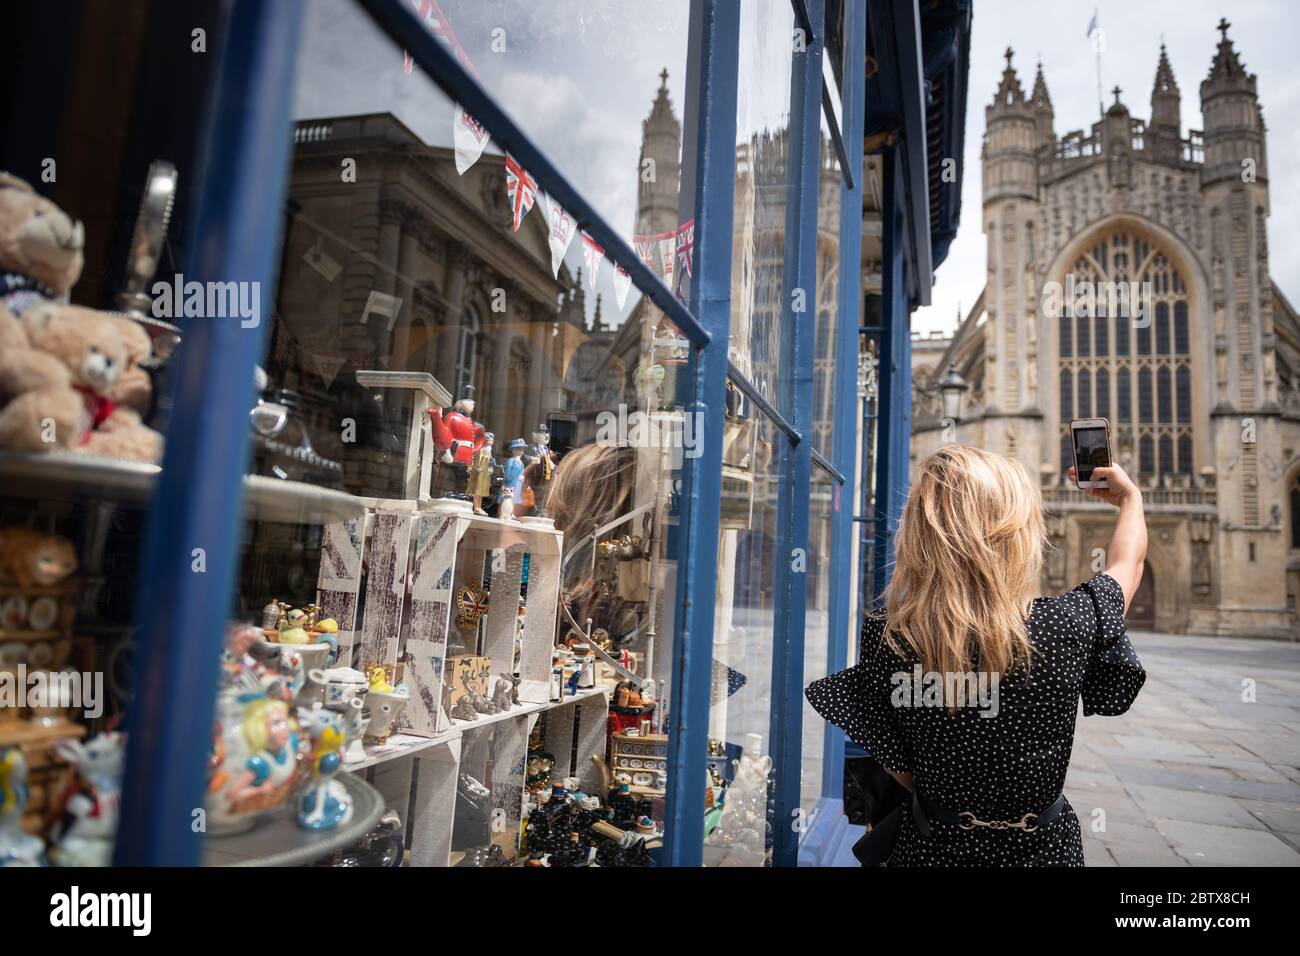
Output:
[428,386,486,465]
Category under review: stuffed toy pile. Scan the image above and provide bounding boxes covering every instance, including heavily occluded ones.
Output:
[0,173,161,463]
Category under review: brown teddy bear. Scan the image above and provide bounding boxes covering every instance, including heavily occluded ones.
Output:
[0,172,84,315]
[0,301,162,462]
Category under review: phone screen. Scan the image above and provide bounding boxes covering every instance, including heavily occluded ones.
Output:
[1073,426,1110,481]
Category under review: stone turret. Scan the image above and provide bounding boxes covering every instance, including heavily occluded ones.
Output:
[982,48,1038,202]
[1199,18,1266,186]
[635,68,682,237]
[1147,43,1184,164]
[1030,61,1054,149]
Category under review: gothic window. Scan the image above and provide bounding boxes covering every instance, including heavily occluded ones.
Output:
[1176,366,1191,423]
[1094,314,1109,356]
[1058,230,1192,481]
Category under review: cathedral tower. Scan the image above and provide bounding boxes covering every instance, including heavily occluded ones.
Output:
[979,48,1042,463]
[635,68,682,238]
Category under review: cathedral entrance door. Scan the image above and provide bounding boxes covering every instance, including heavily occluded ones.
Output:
[1129,561,1156,629]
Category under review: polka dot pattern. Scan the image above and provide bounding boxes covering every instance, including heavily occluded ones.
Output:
[806,573,1146,866]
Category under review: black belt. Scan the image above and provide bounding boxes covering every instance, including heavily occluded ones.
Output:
[912,790,1067,837]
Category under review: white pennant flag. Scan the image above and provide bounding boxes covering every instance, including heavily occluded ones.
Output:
[612,261,632,310]
[581,232,603,291]
[453,103,490,175]
[544,194,576,278]
[659,233,676,286]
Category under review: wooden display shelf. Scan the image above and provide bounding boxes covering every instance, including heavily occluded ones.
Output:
[0,450,369,524]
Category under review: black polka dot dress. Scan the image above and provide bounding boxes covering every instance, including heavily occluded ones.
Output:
[806,573,1145,867]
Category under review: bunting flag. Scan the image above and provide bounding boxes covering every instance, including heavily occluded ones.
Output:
[612,261,632,310]
[659,233,676,287]
[544,194,577,278]
[674,218,695,299]
[404,0,474,76]
[633,235,657,270]
[453,104,490,175]
[581,232,603,291]
[504,154,539,232]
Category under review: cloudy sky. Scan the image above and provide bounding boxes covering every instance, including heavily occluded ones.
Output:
[913,0,1300,335]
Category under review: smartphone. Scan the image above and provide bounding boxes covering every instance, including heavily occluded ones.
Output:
[1070,418,1111,490]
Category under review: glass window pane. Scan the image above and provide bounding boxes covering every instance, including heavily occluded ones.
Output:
[279,1,704,863]
[801,468,836,822]
[730,0,796,412]
[812,114,842,458]
[704,409,787,866]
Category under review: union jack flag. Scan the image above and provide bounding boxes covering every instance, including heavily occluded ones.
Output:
[505,154,539,232]
[403,0,477,77]
[674,218,695,298]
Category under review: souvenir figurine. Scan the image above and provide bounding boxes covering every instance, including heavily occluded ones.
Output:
[297,703,355,830]
[490,674,516,712]
[0,746,45,866]
[449,694,479,722]
[469,689,497,715]
[49,732,125,867]
[522,424,558,516]
[428,386,486,500]
[499,438,528,521]
[0,527,77,589]
[207,625,306,834]
[261,598,284,631]
[466,431,495,515]
[368,665,393,694]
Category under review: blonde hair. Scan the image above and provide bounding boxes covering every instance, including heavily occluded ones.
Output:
[882,445,1045,681]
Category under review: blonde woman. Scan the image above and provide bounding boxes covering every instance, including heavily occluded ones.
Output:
[807,446,1147,866]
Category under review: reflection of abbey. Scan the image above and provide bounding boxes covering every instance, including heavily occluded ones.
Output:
[912,23,1299,637]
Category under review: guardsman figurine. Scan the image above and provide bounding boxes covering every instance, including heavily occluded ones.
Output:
[428,386,486,499]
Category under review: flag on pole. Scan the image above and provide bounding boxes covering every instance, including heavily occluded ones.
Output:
[581,232,603,292]
[504,154,539,232]
[544,194,577,278]
[1086,10,1099,38]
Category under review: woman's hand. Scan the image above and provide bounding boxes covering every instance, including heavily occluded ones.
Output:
[1068,463,1140,508]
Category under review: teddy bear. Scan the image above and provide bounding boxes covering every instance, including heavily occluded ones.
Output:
[0,172,83,317]
[0,301,162,462]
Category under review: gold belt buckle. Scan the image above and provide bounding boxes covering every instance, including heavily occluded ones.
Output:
[957,811,1039,832]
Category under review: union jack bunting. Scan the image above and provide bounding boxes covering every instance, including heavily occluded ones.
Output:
[403,0,476,77]
[505,154,539,232]
[633,235,657,269]
[674,218,695,298]
[581,232,604,291]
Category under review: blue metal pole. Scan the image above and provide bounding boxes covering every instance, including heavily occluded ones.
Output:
[661,0,740,868]
[114,0,304,866]
[870,149,912,603]
[821,0,867,805]
[768,0,824,868]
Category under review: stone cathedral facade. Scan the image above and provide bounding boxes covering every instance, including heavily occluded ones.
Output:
[912,22,1300,637]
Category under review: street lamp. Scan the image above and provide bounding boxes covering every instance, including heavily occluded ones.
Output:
[938,363,969,422]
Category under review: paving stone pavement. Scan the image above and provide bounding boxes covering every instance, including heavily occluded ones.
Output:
[1067,631,1300,867]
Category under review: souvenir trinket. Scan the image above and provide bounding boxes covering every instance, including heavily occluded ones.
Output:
[456,584,490,628]
[428,386,486,500]
[50,732,125,867]
[0,746,45,866]
[499,438,528,521]
[466,431,495,515]
[297,702,355,830]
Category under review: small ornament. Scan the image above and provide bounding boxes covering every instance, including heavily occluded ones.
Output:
[0,747,46,867]
[50,732,126,867]
[456,584,490,628]
[297,704,354,830]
